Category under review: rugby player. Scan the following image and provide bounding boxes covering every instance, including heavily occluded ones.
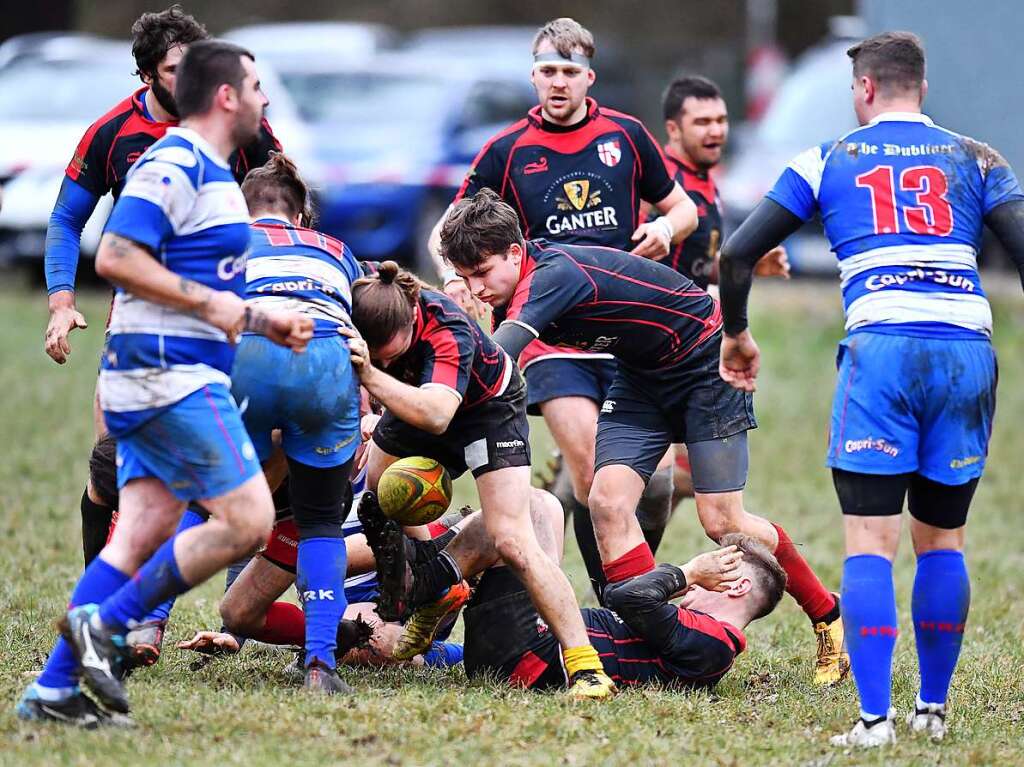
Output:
[18,41,311,725]
[427,18,698,596]
[654,75,792,515]
[420,189,845,685]
[451,491,785,692]
[718,31,1024,746]
[41,5,281,575]
[341,263,617,699]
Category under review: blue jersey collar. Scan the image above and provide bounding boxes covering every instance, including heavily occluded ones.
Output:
[868,111,934,126]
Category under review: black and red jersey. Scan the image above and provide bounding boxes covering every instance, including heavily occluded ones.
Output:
[659,146,723,288]
[65,86,281,199]
[456,98,675,250]
[494,239,721,371]
[510,606,745,689]
[386,289,510,410]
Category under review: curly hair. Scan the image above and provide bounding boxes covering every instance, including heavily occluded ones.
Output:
[130,4,208,79]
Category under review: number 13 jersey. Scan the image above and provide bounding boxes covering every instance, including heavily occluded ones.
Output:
[766,112,1024,338]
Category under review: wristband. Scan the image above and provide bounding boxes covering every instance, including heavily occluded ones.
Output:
[654,216,674,245]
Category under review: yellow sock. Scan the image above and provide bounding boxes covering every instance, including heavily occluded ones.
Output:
[563,645,602,677]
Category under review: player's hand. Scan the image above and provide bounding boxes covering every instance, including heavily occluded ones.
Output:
[444,278,487,320]
[338,325,373,380]
[176,630,240,655]
[252,309,314,352]
[719,330,761,392]
[360,413,381,441]
[202,291,247,342]
[753,246,790,279]
[683,545,743,592]
[629,221,672,260]
[45,292,88,364]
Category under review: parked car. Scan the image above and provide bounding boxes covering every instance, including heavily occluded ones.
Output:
[272,52,536,272]
[0,36,313,271]
[719,33,859,274]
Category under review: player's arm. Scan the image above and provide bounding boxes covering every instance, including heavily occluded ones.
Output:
[43,177,102,363]
[339,326,460,435]
[602,547,741,664]
[717,199,803,391]
[632,183,698,260]
[985,200,1024,290]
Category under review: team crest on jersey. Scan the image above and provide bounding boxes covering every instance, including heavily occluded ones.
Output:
[597,139,621,167]
[563,180,591,211]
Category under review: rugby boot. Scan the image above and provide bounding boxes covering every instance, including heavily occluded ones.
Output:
[830,709,897,748]
[906,700,947,741]
[16,686,133,728]
[813,593,850,685]
[393,581,471,661]
[303,658,355,695]
[566,669,617,700]
[358,492,413,621]
[125,618,165,669]
[59,604,131,713]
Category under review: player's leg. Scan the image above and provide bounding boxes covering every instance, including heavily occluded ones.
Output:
[220,553,300,643]
[635,448,675,555]
[82,435,119,565]
[901,335,994,740]
[671,443,695,510]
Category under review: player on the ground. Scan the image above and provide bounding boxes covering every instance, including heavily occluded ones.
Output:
[42,6,281,581]
[18,41,311,726]
[427,18,698,594]
[653,75,793,517]
[717,31,1024,747]
[448,492,785,692]
[415,189,845,684]
[340,263,617,699]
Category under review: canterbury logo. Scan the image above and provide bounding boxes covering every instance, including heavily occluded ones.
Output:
[524,156,549,175]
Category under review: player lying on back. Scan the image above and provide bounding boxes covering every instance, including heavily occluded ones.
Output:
[717,31,1024,747]
[421,188,845,685]
[341,263,617,698]
[406,490,784,690]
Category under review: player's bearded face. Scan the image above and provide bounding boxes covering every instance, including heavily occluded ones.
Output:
[231,58,269,147]
[148,44,186,118]
[674,97,728,170]
[456,250,521,308]
[530,43,594,124]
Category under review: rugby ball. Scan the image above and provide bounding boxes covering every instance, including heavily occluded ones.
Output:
[378,456,453,526]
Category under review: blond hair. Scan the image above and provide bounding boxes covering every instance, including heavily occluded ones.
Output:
[532,18,595,59]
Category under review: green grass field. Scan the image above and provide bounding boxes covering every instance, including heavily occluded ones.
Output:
[1,281,1022,766]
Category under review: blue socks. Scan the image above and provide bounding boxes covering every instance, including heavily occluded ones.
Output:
[297,537,348,669]
[423,641,464,668]
[913,549,969,706]
[98,535,190,631]
[37,557,129,692]
[842,554,898,719]
[140,508,206,624]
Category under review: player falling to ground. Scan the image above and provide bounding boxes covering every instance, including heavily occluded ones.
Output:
[654,76,791,514]
[413,189,845,685]
[434,491,785,692]
[427,18,698,595]
[718,31,1024,747]
[41,5,281,623]
[18,41,311,727]
[339,264,617,699]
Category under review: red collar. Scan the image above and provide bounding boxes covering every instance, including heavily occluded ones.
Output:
[664,144,705,176]
[720,621,747,653]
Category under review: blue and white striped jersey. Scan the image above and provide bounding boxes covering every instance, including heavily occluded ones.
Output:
[767,112,1024,338]
[98,128,251,436]
[246,218,360,338]
[342,466,378,600]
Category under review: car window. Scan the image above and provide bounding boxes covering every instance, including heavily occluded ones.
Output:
[0,58,136,121]
[280,71,450,126]
[459,81,533,130]
[756,44,859,148]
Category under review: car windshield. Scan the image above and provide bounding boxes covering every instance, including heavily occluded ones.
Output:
[0,57,137,121]
[756,43,859,148]
[281,71,450,126]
